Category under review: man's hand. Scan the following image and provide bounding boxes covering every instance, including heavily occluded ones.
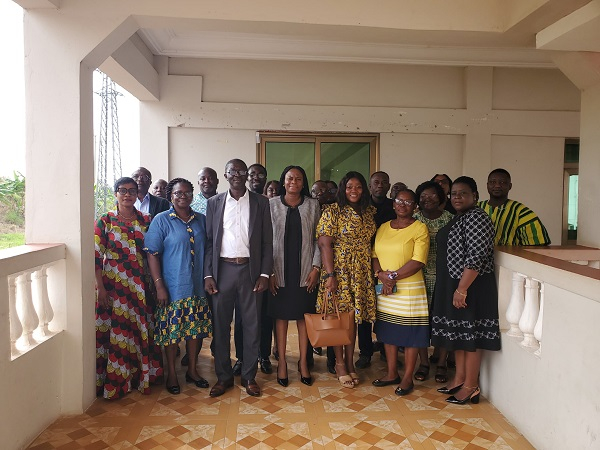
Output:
[205,277,219,295]
[254,276,269,293]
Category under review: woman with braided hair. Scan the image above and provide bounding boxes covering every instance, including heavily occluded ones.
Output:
[144,178,212,394]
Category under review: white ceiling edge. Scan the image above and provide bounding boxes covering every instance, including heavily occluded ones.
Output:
[138,29,556,68]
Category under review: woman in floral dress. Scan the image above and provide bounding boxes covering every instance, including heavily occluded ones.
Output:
[316,171,377,389]
[95,177,163,400]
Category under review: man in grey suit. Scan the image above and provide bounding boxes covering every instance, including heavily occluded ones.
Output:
[204,159,273,397]
[131,167,170,218]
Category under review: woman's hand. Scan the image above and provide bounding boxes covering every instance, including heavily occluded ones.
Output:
[270,275,279,296]
[306,268,319,293]
[156,284,169,308]
[325,275,338,294]
[453,289,468,309]
[96,285,110,309]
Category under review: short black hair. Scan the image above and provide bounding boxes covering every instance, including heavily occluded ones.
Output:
[336,171,370,213]
[114,177,137,193]
[415,181,446,209]
[166,178,194,203]
[489,168,511,180]
[431,173,453,186]
[248,163,267,176]
[394,187,417,202]
[277,165,311,197]
[225,159,247,172]
[326,180,338,189]
[370,171,389,180]
[452,176,478,195]
[198,167,217,179]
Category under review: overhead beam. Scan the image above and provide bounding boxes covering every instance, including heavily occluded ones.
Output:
[11,0,59,9]
[99,36,159,101]
[537,0,600,51]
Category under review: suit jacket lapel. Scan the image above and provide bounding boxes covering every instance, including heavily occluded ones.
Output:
[248,192,257,238]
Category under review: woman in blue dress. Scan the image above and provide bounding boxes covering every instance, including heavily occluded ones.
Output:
[145,178,212,395]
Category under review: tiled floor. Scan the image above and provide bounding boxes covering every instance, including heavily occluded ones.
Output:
[29,325,534,449]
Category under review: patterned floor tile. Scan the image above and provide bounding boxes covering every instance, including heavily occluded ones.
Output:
[26,327,535,450]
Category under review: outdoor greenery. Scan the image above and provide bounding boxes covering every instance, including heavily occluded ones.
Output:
[0,171,25,226]
[95,183,116,219]
[0,233,25,250]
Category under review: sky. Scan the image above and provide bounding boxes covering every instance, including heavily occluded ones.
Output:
[0,0,140,180]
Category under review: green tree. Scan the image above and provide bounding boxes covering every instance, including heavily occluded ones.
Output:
[0,171,25,226]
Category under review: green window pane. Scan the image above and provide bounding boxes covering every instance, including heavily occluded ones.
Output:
[320,142,370,185]
[265,142,315,187]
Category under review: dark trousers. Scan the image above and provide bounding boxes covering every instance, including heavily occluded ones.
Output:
[212,261,260,381]
[357,320,374,357]
[234,291,272,361]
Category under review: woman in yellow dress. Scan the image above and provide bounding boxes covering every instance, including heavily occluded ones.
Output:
[316,171,377,389]
[371,188,430,396]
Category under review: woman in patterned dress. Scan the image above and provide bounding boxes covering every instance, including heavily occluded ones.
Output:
[414,181,454,383]
[95,177,163,400]
[145,178,213,395]
[371,188,430,396]
[316,171,377,389]
[431,176,501,405]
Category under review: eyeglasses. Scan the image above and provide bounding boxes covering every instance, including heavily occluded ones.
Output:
[394,198,415,206]
[419,193,438,200]
[226,170,248,177]
[249,173,266,179]
[132,174,151,182]
[328,188,337,194]
[172,191,194,198]
[117,188,138,196]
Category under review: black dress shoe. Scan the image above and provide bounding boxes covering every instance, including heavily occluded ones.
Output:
[355,355,371,369]
[437,383,463,395]
[232,359,243,376]
[260,358,273,374]
[446,386,480,404]
[395,382,414,396]
[185,373,209,388]
[327,360,336,375]
[166,384,181,395]
[277,376,289,387]
[372,376,401,387]
[297,361,312,386]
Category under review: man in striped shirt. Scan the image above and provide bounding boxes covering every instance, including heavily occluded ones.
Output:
[478,168,550,246]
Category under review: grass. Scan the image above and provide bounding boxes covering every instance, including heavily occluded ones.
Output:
[0,233,25,250]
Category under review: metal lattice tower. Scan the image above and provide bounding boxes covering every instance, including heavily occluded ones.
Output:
[95,71,123,218]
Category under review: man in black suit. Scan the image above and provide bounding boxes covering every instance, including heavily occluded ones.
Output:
[132,167,170,218]
[204,159,273,397]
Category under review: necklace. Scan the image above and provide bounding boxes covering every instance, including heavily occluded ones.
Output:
[117,209,136,221]
[176,209,192,221]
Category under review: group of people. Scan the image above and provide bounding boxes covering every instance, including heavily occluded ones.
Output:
[95,161,550,405]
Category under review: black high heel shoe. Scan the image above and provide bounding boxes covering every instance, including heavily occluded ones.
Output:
[437,383,463,395]
[298,361,313,386]
[185,372,209,388]
[277,363,288,387]
[166,377,180,395]
[446,386,480,404]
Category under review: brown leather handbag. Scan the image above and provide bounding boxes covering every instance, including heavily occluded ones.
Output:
[304,293,355,347]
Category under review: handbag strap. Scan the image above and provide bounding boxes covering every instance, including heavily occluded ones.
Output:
[322,292,341,319]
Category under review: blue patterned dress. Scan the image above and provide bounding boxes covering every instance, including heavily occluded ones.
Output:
[144,208,212,345]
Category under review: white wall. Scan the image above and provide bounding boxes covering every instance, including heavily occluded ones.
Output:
[141,58,579,245]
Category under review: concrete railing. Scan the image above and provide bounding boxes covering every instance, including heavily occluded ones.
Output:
[483,246,600,450]
[0,244,66,359]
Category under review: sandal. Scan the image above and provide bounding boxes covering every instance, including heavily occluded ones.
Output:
[414,364,430,381]
[435,365,448,383]
[349,372,360,386]
[335,364,354,389]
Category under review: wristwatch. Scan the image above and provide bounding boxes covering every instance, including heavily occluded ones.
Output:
[322,272,336,279]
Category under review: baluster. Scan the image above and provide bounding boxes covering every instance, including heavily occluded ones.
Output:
[8,274,22,356]
[520,278,540,349]
[33,265,54,337]
[16,271,40,348]
[534,282,545,357]
[506,272,525,338]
